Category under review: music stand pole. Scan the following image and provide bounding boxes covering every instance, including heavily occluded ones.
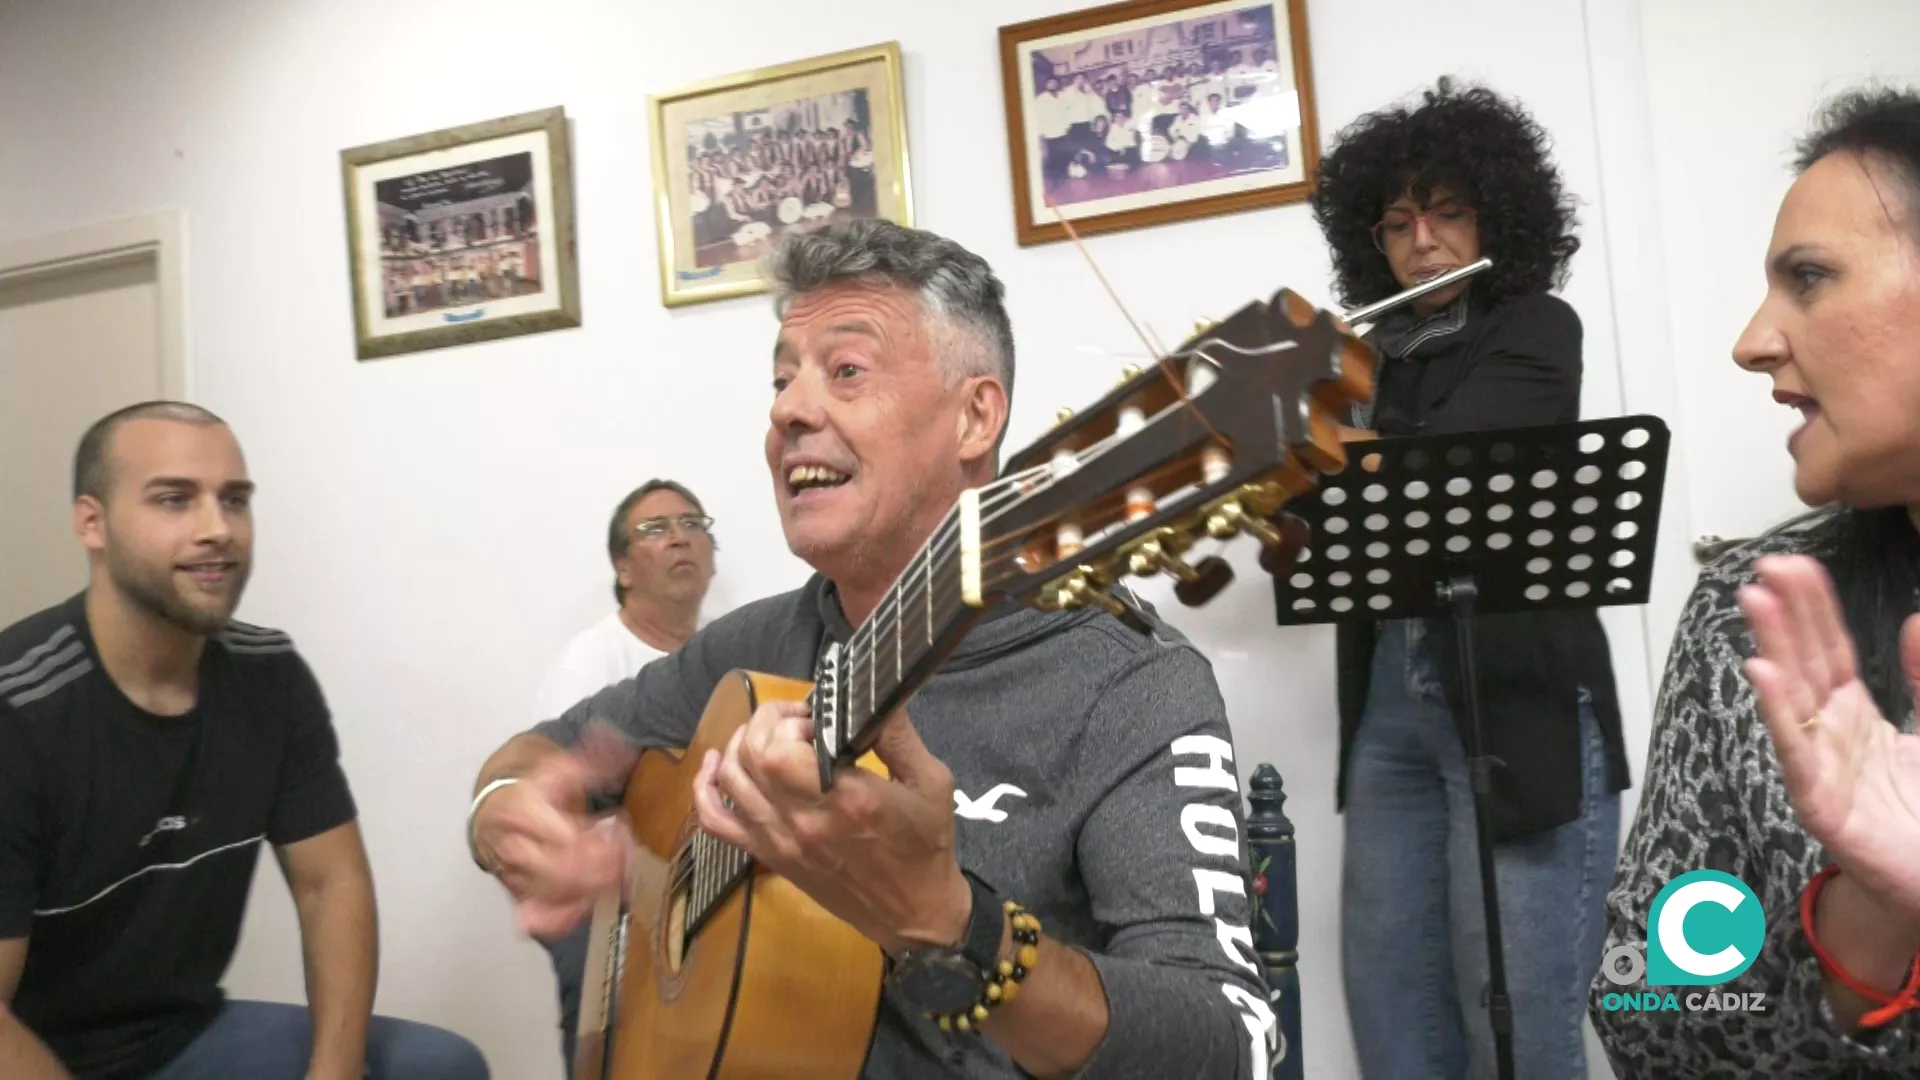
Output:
[1268,416,1671,1080]
[1437,574,1515,1080]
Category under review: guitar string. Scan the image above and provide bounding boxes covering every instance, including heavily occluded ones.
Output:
[680,352,1289,911]
[701,383,1236,801]
[1046,196,1224,447]
[684,529,1116,911]
[680,269,1357,928]
[677,558,972,922]
[678,587,979,924]
[831,376,1238,670]
[826,373,1318,661]
[681,462,1296,921]
[837,478,1030,662]
[961,335,1336,575]
[680,334,1339,913]
[676,498,1117,916]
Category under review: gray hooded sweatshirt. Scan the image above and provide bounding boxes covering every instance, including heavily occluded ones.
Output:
[532,573,1274,1078]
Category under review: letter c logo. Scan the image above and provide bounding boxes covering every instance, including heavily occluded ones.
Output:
[1647,870,1765,986]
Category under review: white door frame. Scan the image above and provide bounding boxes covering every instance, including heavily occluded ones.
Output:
[0,212,190,399]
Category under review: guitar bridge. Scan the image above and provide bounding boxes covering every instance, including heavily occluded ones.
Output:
[611,910,628,1001]
[599,904,625,1019]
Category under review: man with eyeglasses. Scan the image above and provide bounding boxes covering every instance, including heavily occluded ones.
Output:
[531,480,716,720]
[526,478,716,1075]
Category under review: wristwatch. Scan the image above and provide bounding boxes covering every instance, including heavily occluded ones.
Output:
[886,871,1005,1015]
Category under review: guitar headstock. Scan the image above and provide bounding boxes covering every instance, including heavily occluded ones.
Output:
[958,288,1375,624]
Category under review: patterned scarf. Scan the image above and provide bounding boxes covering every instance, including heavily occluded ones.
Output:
[1351,293,1472,430]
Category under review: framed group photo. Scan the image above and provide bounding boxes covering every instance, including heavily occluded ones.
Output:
[998,0,1319,246]
[340,107,581,361]
[649,41,913,308]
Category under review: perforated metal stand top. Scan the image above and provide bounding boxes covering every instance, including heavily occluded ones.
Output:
[1269,414,1669,1080]
[1271,415,1670,624]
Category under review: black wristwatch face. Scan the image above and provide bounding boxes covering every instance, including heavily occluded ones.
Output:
[891,949,983,1013]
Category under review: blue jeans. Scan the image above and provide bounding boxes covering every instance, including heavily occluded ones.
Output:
[150,999,489,1080]
[1341,621,1618,1080]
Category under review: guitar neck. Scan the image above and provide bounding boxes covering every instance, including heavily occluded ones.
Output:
[834,502,983,754]
[687,501,987,939]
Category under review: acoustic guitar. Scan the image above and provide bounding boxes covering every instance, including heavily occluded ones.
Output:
[570,287,1377,1079]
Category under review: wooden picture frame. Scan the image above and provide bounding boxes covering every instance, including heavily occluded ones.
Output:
[998,0,1319,246]
[340,107,581,361]
[649,42,914,309]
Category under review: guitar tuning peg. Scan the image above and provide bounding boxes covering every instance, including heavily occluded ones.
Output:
[1206,500,1312,576]
[1116,364,1141,386]
[1127,538,1235,607]
[1256,512,1312,576]
[1192,317,1219,338]
[1205,507,1241,541]
[1125,538,1169,577]
[1052,573,1153,633]
[1205,498,1267,540]
[1173,556,1235,607]
[1125,552,1148,576]
[1054,406,1075,426]
[1063,575,1126,619]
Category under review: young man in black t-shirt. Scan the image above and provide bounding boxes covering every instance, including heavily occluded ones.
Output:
[0,403,488,1080]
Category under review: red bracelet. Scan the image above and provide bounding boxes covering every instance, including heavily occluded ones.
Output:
[1801,863,1920,1028]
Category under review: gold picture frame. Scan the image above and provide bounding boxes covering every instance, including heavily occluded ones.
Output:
[340,106,581,361]
[998,0,1320,246]
[649,42,914,308]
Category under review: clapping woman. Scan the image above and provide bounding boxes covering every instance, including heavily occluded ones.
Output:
[1591,86,1920,1077]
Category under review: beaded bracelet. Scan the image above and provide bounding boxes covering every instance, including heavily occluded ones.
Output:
[927,899,1043,1034]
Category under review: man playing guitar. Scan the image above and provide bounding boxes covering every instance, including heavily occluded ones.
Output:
[468,219,1276,1078]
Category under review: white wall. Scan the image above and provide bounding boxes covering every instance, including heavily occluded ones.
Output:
[9,0,1856,1076]
[1628,0,1920,673]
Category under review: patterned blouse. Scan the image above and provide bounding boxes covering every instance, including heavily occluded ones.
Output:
[1589,517,1920,1077]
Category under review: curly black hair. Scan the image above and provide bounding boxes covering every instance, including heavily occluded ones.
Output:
[1310,78,1580,310]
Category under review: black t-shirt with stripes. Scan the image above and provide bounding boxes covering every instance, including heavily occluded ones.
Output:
[0,591,357,1079]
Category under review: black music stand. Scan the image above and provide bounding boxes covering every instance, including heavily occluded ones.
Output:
[1270,416,1669,1080]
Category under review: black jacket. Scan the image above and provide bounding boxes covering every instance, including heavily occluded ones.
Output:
[1328,291,1632,842]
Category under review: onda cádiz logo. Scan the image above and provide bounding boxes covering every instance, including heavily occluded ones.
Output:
[1598,869,1768,1014]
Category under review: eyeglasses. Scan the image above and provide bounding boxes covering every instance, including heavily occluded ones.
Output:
[632,514,714,541]
[1370,202,1478,252]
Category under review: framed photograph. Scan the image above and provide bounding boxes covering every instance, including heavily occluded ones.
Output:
[340,107,580,361]
[998,0,1319,246]
[649,41,913,308]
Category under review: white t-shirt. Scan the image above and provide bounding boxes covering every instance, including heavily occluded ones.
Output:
[1130,83,1159,121]
[530,611,666,720]
[1189,76,1228,111]
[1066,86,1108,126]
[1032,92,1072,140]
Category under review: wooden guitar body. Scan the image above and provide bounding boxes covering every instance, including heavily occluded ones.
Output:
[578,670,885,1080]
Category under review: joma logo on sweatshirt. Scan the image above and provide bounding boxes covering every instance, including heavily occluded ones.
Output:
[1171,734,1277,1076]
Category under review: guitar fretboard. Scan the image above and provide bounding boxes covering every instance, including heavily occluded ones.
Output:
[683,507,978,937]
